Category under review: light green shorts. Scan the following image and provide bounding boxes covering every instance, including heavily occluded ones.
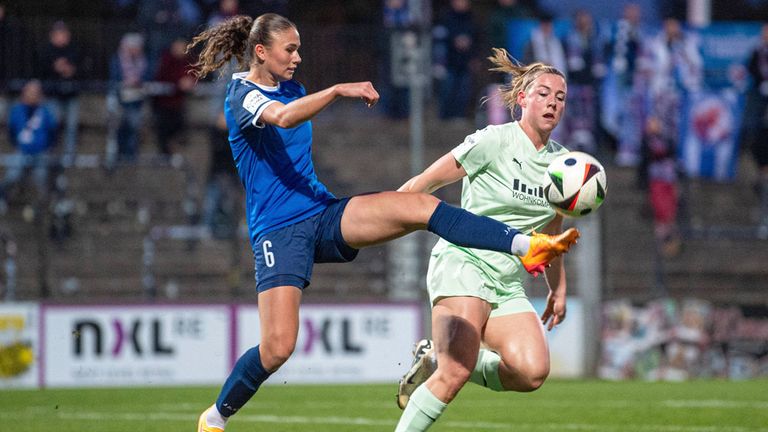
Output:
[489,296,537,318]
[427,248,535,317]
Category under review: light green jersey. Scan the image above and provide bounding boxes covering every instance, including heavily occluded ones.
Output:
[427,122,568,303]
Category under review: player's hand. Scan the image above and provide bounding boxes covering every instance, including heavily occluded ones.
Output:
[540,290,566,331]
[335,82,379,108]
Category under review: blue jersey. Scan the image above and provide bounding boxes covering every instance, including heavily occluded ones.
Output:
[225,72,335,250]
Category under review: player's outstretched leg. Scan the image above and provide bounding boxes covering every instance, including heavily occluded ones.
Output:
[397,339,437,409]
[519,228,580,276]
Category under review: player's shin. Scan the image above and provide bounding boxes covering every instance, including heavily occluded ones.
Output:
[216,345,272,417]
[427,201,523,255]
[395,385,447,432]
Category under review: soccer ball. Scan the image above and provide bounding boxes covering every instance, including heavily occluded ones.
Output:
[543,151,607,218]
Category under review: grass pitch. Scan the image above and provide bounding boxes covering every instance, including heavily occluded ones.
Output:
[1,379,767,431]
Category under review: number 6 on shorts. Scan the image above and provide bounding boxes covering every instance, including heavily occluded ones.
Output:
[262,240,275,267]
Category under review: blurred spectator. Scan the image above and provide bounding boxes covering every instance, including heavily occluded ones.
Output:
[137,0,201,75]
[641,115,681,258]
[482,0,536,126]
[109,33,149,162]
[639,17,702,171]
[523,14,567,76]
[379,0,413,119]
[383,0,410,28]
[38,21,80,166]
[603,3,646,165]
[202,111,241,239]
[151,38,195,156]
[0,80,58,212]
[433,0,477,120]
[645,17,702,98]
[523,14,566,141]
[488,0,535,51]
[562,9,606,154]
[207,0,239,27]
[607,3,644,90]
[740,23,768,197]
[200,0,241,117]
[107,0,140,19]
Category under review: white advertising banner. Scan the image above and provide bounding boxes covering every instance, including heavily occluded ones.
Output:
[42,304,231,387]
[532,297,585,378]
[237,303,422,384]
[0,303,40,388]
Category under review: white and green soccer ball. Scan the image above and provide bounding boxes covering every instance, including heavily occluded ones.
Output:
[543,151,607,218]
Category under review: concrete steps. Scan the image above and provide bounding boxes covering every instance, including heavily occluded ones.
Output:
[2,95,767,305]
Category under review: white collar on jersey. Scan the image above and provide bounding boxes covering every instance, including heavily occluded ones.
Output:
[232,72,280,92]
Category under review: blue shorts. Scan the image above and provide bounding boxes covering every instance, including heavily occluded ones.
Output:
[253,198,359,292]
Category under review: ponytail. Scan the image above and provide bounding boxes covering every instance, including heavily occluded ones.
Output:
[188,15,253,79]
[187,13,297,79]
[487,47,565,111]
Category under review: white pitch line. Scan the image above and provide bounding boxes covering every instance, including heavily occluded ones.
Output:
[442,422,768,432]
[454,399,768,410]
[155,400,396,411]
[0,411,764,432]
[52,411,393,427]
[662,400,768,409]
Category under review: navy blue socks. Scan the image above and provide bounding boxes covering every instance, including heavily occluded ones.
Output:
[216,346,271,418]
[427,201,521,254]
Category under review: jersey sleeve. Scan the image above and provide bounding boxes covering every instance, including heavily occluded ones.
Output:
[232,88,278,130]
[450,126,499,178]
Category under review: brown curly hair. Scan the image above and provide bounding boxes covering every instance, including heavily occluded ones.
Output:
[187,13,296,79]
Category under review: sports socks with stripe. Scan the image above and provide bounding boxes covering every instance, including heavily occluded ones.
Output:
[216,345,272,418]
[427,201,527,255]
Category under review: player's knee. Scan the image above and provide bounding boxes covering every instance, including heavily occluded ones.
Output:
[411,192,441,224]
[517,367,549,392]
[260,339,296,371]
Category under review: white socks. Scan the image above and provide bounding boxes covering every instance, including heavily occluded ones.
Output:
[469,348,505,391]
[510,234,532,256]
[206,405,228,429]
[394,385,447,432]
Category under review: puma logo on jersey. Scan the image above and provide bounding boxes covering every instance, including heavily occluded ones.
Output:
[512,158,523,169]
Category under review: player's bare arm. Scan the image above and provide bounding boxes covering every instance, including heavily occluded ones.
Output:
[260,81,379,128]
[540,216,567,330]
[398,153,467,193]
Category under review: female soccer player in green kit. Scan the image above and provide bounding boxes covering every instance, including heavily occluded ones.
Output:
[395,49,577,431]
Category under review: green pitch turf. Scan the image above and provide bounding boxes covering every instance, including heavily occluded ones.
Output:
[1,379,767,431]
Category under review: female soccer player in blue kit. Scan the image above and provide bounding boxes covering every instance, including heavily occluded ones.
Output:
[187,14,579,432]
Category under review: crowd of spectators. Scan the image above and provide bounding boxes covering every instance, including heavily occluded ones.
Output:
[0,0,767,244]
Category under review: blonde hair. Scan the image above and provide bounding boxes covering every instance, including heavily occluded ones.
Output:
[487,47,565,112]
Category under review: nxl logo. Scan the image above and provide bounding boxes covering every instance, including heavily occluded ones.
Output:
[73,318,174,357]
[299,316,363,355]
